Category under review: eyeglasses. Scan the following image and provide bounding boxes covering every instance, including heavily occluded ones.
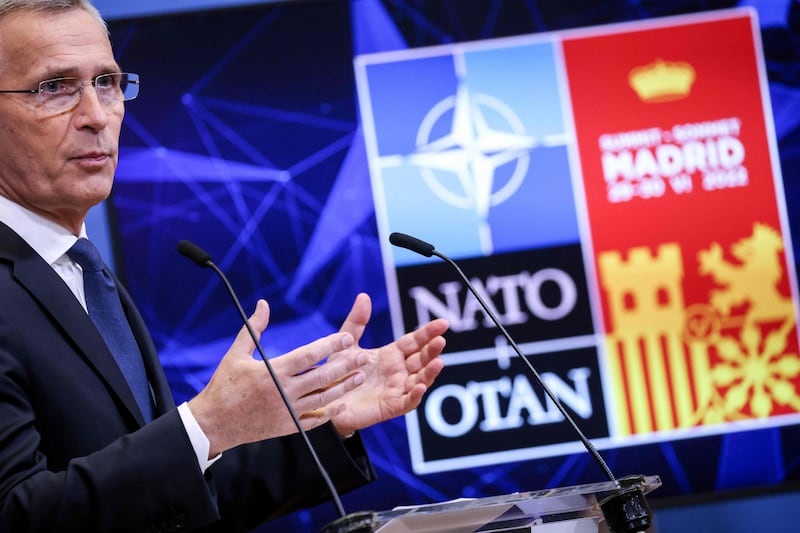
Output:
[0,72,139,112]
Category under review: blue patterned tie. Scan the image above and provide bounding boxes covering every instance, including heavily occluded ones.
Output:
[68,238,154,422]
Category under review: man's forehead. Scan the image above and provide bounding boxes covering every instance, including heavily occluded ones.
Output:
[0,8,116,78]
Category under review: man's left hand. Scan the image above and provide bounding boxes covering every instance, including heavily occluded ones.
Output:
[325,293,448,437]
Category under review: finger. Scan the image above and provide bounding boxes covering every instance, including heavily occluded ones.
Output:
[292,350,368,394]
[298,403,346,431]
[338,293,371,344]
[406,355,445,391]
[293,371,366,415]
[402,334,447,374]
[418,334,447,368]
[394,318,449,356]
[407,380,438,410]
[404,383,429,408]
[228,299,271,359]
[275,331,355,376]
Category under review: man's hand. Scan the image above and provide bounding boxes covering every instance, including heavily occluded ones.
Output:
[328,293,449,437]
[188,299,369,457]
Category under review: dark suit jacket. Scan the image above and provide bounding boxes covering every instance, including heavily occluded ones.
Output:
[0,222,375,532]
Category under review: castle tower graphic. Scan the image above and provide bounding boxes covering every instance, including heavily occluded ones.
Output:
[598,224,800,436]
[599,244,696,435]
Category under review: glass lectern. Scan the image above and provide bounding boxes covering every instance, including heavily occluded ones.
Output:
[322,475,661,533]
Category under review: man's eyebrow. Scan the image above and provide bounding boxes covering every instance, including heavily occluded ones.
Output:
[36,64,123,80]
[99,64,124,74]
[39,63,77,75]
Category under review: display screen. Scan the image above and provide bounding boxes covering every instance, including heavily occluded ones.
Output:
[106,1,800,530]
[94,0,286,20]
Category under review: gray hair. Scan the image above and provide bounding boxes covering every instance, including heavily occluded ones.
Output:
[0,0,106,29]
[0,0,107,71]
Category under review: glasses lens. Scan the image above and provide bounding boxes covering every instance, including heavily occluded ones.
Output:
[35,73,140,111]
[95,73,139,103]
[38,77,80,109]
[114,73,140,101]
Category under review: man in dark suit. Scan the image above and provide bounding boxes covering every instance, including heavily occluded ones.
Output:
[0,1,448,531]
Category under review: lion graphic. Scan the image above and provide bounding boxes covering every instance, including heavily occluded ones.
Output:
[698,222,794,328]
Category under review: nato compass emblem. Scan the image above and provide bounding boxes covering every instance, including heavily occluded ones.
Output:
[405,79,536,255]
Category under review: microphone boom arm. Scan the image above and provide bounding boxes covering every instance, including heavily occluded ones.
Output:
[389,232,655,532]
[178,241,347,519]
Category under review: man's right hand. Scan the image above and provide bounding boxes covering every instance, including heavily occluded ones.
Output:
[187,299,368,457]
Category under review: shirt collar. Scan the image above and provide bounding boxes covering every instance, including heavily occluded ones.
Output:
[0,195,87,265]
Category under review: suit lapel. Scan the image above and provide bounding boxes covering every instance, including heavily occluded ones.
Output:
[1,224,147,425]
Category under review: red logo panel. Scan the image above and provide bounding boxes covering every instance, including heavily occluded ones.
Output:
[563,11,799,435]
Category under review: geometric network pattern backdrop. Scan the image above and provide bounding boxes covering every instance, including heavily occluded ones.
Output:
[105,1,800,530]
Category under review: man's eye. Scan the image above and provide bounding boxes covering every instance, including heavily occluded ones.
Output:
[95,75,115,88]
[40,79,72,94]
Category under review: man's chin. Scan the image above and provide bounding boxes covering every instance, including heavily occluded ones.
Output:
[73,182,115,213]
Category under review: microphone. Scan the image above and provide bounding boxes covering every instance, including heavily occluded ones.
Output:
[389,232,653,533]
[177,240,351,522]
[177,239,212,267]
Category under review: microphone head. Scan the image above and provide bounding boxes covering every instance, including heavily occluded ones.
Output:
[389,232,435,257]
[177,240,213,267]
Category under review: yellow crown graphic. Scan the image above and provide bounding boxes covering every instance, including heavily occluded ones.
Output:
[628,59,696,102]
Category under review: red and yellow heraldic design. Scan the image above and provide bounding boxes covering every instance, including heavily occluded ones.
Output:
[563,11,800,436]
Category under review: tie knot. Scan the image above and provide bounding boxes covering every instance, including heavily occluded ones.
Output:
[68,238,105,272]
